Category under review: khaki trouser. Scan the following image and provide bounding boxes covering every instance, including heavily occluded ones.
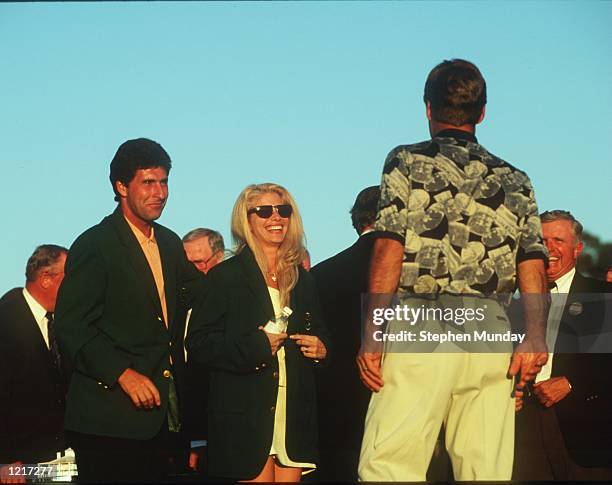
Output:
[358,352,514,481]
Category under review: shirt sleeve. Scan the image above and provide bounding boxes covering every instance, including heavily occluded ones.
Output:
[373,147,411,245]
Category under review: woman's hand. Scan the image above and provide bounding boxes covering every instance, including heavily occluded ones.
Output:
[258,326,287,355]
[290,334,327,360]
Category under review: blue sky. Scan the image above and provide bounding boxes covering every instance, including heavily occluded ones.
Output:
[1,1,611,290]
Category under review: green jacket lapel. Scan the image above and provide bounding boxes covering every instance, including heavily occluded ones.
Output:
[110,208,165,326]
[238,247,275,323]
[156,226,176,331]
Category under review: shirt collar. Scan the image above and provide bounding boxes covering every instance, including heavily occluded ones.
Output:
[124,216,156,246]
[22,287,48,324]
[434,128,478,143]
[553,267,576,293]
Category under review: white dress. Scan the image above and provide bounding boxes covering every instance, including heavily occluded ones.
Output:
[267,287,315,472]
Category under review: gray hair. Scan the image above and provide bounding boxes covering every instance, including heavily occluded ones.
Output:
[182,228,225,254]
[540,210,583,243]
[25,244,68,282]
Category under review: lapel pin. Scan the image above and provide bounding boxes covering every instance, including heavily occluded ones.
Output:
[568,301,583,316]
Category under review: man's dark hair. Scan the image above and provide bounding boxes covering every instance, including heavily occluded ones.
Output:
[424,59,487,126]
[25,244,68,282]
[540,210,584,243]
[350,185,381,235]
[109,138,172,202]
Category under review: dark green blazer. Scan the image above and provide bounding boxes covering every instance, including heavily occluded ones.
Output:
[55,208,205,440]
[186,247,331,480]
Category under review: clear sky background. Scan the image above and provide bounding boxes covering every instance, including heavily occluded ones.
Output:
[1,1,611,290]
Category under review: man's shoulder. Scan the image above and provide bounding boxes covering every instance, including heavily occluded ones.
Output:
[70,212,117,245]
[207,252,242,280]
[387,137,534,187]
[0,287,24,307]
[573,272,612,293]
[312,235,374,277]
[385,139,437,161]
[153,221,182,246]
[0,288,28,328]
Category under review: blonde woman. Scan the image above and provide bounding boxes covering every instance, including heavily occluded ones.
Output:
[187,183,330,481]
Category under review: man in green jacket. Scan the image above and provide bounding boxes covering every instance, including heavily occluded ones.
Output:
[55,138,205,482]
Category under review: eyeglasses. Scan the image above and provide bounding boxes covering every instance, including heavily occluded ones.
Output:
[248,204,293,219]
[191,250,223,272]
[202,252,220,268]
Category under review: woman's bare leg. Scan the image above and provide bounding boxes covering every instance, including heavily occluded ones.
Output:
[273,459,302,482]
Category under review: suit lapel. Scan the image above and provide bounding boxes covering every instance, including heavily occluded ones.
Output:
[238,247,275,323]
[110,209,165,324]
[15,293,55,369]
[288,276,302,334]
[156,226,176,331]
[553,272,602,358]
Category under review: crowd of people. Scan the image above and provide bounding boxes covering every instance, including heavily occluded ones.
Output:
[1,59,610,483]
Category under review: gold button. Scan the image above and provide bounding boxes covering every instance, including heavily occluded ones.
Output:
[270,406,276,413]
[163,370,171,378]
[272,371,279,379]
[158,316,163,321]
[261,362,267,368]
[255,366,260,371]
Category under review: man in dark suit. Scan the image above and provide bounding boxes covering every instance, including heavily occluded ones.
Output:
[309,186,379,481]
[514,210,612,480]
[55,138,205,483]
[0,245,67,482]
[181,228,226,474]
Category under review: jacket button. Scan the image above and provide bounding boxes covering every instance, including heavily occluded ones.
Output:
[270,406,276,413]
[158,316,163,321]
[261,362,267,368]
[163,370,171,378]
[272,371,279,379]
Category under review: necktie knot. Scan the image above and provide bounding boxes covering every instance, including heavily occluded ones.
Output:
[547,281,557,291]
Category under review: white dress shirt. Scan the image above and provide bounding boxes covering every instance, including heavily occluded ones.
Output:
[536,268,576,382]
[22,287,51,349]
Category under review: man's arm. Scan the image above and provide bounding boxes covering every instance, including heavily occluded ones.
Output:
[508,258,549,390]
[357,237,403,392]
[55,234,133,385]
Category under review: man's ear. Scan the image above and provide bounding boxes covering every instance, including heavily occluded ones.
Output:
[476,105,486,125]
[39,272,52,290]
[426,101,432,121]
[115,180,128,198]
[574,241,584,259]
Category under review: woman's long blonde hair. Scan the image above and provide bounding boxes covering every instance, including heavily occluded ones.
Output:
[231,183,306,307]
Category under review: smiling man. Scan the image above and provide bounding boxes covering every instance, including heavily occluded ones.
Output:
[54,138,205,483]
[514,210,612,480]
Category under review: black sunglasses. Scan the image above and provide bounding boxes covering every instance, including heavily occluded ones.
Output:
[248,204,293,219]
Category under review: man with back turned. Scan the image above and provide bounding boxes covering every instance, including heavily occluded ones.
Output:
[357,59,549,481]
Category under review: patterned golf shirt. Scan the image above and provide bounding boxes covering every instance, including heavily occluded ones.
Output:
[374,129,548,298]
